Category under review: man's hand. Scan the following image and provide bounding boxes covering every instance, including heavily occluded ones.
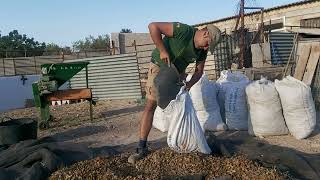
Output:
[160,50,170,65]
[185,82,192,91]
[185,61,205,91]
[148,22,173,65]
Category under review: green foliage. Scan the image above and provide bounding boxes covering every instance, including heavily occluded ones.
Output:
[120,28,132,33]
[0,30,112,57]
[43,43,72,55]
[44,43,61,55]
[0,30,46,58]
[45,43,61,52]
[72,34,111,52]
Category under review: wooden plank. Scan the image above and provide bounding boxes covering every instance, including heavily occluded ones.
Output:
[302,44,320,85]
[47,88,92,101]
[294,43,311,80]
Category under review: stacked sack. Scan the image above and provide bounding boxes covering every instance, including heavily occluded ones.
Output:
[246,77,289,136]
[217,71,250,130]
[153,71,316,140]
[188,73,227,132]
[275,76,316,139]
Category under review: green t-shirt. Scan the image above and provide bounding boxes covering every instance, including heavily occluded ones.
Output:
[151,22,208,73]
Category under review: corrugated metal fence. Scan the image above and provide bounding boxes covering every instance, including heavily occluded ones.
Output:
[0,56,63,76]
[269,32,295,65]
[66,53,142,100]
[0,50,111,76]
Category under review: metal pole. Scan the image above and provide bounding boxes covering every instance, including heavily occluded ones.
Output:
[244,7,264,10]
[86,65,89,88]
[86,65,93,122]
[215,47,219,78]
[283,33,299,77]
[112,40,116,55]
[260,8,265,43]
[234,9,241,33]
[239,0,245,68]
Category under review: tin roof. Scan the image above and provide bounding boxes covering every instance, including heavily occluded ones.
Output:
[194,0,316,26]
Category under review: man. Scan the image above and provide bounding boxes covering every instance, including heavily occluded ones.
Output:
[128,22,221,164]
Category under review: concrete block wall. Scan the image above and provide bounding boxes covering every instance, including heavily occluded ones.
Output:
[111,33,121,54]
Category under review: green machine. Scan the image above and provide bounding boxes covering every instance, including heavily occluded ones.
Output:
[32,62,93,129]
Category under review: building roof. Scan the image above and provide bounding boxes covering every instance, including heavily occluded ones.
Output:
[194,0,316,27]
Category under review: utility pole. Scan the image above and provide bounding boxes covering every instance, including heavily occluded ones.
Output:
[239,0,245,69]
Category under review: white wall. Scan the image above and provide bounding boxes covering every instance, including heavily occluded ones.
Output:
[0,75,40,112]
[0,75,69,112]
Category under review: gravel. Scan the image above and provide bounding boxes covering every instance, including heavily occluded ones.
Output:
[50,148,285,180]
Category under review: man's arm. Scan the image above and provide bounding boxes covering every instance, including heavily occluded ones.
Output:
[148,22,173,64]
[186,61,205,90]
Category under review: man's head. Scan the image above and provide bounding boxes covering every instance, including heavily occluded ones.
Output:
[195,24,221,51]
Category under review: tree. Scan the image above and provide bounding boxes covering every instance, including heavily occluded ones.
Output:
[0,30,46,58]
[44,43,61,55]
[72,34,111,52]
[120,28,132,33]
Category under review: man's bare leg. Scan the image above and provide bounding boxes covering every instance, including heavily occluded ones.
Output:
[128,99,157,164]
[140,99,157,140]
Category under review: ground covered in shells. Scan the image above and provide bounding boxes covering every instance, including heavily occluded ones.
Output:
[50,148,286,180]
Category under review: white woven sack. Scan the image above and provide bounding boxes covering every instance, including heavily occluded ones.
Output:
[246,78,288,136]
[188,74,227,131]
[275,76,316,139]
[152,106,170,132]
[167,87,211,154]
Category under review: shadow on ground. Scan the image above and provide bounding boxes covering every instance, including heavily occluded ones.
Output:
[102,105,144,118]
[50,125,108,142]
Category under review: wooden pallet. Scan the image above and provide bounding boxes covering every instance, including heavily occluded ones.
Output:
[294,42,320,85]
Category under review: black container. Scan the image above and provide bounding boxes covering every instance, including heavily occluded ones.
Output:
[0,118,37,146]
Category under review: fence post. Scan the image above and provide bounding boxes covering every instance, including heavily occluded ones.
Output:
[13,59,16,76]
[2,58,5,76]
[34,56,37,74]
[111,40,115,55]
[60,51,64,62]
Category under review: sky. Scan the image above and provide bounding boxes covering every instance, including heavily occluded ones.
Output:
[0,0,301,47]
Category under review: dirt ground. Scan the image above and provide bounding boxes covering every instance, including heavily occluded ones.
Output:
[1,99,319,155]
[0,100,166,153]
